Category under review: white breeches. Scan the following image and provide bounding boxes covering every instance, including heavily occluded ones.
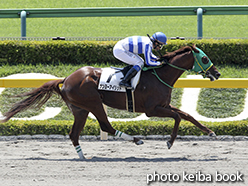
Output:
[113,41,144,69]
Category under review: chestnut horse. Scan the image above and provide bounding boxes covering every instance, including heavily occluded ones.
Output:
[1,45,221,159]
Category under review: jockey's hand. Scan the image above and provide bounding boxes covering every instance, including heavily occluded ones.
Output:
[156,58,164,62]
[157,58,168,64]
[160,60,167,65]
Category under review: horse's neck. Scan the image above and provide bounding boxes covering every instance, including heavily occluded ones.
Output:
[156,66,184,87]
[162,51,193,85]
[152,50,193,87]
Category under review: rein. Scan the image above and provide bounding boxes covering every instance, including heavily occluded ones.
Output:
[142,48,213,89]
[142,60,189,89]
[142,65,178,89]
[166,62,188,71]
[151,69,174,89]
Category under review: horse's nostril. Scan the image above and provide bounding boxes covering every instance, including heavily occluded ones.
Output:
[215,73,221,79]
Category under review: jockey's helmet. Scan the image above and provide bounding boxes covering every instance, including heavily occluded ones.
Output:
[151,32,167,45]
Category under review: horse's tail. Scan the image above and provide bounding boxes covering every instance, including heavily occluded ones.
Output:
[0,79,65,123]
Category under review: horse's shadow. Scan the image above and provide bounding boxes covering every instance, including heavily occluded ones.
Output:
[21,156,227,162]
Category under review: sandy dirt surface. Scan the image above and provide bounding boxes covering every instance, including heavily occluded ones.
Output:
[0,139,247,186]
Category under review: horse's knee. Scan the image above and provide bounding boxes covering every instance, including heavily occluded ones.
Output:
[174,114,181,123]
[170,113,181,137]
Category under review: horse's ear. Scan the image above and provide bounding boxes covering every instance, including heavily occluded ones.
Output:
[191,44,199,53]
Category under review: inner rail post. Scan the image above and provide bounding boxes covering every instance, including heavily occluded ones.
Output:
[20,10,27,40]
[197,8,203,39]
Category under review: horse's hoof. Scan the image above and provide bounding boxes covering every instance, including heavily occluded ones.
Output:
[209,132,217,138]
[79,156,86,160]
[135,140,144,145]
[167,141,172,149]
[133,137,144,145]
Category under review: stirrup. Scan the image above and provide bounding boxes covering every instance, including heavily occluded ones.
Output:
[119,81,132,88]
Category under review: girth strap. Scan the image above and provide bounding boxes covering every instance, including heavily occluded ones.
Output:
[126,88,135,112]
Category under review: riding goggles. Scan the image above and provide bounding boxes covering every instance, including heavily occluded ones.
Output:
[155,41,164,49]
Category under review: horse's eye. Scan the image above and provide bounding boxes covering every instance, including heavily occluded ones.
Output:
[202,56,209,64]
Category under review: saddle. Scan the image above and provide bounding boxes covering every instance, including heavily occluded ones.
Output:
[98,65,141,93]
[98,65,141,112]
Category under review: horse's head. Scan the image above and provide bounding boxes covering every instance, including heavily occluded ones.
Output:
[191,45,221,81]
[160,45,221,81]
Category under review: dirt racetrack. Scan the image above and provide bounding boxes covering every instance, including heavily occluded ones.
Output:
[0,138,247,186]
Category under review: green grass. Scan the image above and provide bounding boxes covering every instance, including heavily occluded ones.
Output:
[196,65,248,119]
[0,0,247,38]
[197,88,246,118]
[1,0,246,8]
[193,64,248,119]
[214,64,248,78]
[0,63,115,78]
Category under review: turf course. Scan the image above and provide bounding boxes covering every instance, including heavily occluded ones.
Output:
[0,0,247,38]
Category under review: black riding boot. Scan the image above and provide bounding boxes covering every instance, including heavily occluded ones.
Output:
[119,67,138,88]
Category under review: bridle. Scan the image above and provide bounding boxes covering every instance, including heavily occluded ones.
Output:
[163,49,213,76]
[142,47,214,89]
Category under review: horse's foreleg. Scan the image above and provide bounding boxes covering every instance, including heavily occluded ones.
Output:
[146,106,181,149]
[69,104,89,159]
[114,130,144,145]
[170,105,216,137]
[91,103,143,145]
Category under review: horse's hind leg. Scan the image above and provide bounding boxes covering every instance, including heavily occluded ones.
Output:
[91,102,144,145]
[68,104,89,159]
[170,104,216,136]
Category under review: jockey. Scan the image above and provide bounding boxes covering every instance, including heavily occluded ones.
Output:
[113,32,167,88]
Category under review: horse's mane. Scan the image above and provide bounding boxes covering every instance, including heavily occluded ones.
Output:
[162,46,193,61]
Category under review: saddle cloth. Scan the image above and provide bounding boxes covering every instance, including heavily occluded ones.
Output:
[98,67,141,92]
